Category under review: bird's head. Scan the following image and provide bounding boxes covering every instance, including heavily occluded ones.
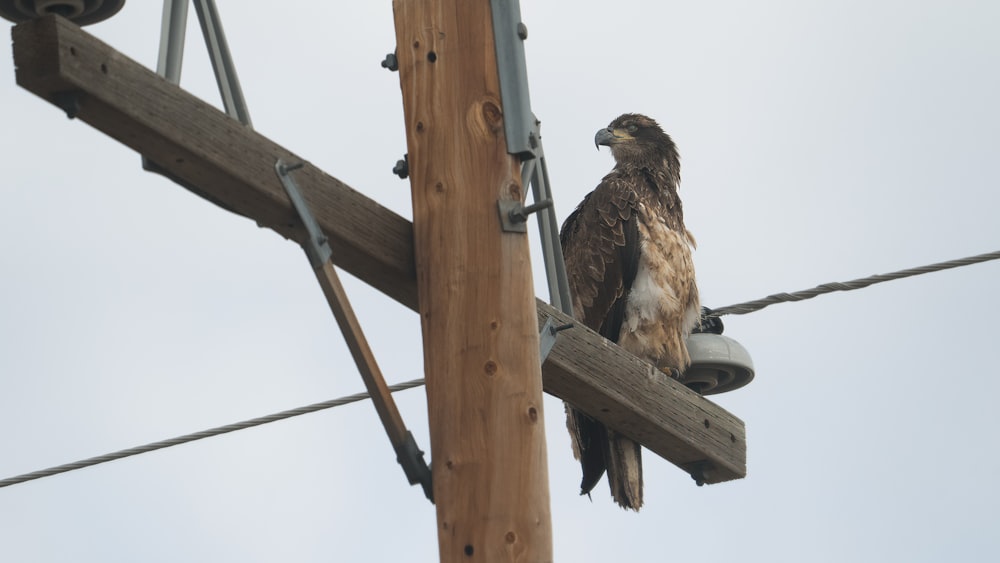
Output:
[595,113,678,169]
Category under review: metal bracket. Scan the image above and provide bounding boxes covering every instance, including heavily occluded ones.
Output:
[521,118,574,315]
[498,198,552,233]
[539,318,573,364]
[397,431,434,502]
[274,160,332,269]
[490,0,575,314]
[489,0,535,159]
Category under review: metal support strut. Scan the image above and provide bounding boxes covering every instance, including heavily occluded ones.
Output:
[275,159,434,502]
[142,0,254,212]
[491,0,574,330]
[150,0,252,124]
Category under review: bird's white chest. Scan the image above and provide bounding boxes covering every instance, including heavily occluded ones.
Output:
[626,257,676,325]
[625,251,686,328]
[630,220,695,314]
[618,217,700,367]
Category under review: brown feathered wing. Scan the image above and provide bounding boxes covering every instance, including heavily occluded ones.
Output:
[560,175,645,510]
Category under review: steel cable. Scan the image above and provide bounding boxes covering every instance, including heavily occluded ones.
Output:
[0,378,426,489]
[709,249,1000,317]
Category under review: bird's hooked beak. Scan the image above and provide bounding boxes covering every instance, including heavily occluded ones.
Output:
[594,127,632,150]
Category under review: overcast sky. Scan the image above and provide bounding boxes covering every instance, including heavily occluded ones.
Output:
[2,1,999,561]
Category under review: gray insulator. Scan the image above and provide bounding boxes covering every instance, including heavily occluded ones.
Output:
[680,334,755,395]
[0,0,126,26]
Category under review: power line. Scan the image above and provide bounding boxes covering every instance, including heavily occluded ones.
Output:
[709,249,1000,317]
[4,249,998,490]
[0,377,426,489]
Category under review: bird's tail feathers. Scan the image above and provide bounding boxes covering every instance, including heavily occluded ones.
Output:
[604,429,643,510]
[566,403,608,496]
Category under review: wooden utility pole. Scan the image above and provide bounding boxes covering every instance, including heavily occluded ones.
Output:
[392,1,553,561]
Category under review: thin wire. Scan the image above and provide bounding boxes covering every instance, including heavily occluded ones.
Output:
[0,378,426,489]
[5,250,998,489]
[709,249,1000,317]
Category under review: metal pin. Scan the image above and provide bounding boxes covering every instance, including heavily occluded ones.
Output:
[280,161,304,174]
[508,198,553,224]
[538,318,565,363]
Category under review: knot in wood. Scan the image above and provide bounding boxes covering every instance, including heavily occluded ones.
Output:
[466,97,505,139]
[481,100,503,134]
[503,180,522,201]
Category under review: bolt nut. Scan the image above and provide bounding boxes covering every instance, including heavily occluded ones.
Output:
[517,22,528,40]
[381,52,399,72]
[392,156,409,179]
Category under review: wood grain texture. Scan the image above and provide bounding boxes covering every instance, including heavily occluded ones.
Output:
[391,1,552,560]
[314,260,408,447]
[11,15,418,310]
[537,305,746,484]
[11,15,745,488]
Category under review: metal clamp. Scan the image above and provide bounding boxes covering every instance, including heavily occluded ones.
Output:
[397,431,434,501]
[274,159,332,269]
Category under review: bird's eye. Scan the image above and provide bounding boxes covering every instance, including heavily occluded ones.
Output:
[626,124,638,133]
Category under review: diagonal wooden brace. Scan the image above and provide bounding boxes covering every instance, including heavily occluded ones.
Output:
[274,160,432,501]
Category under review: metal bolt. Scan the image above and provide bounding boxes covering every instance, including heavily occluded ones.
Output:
[280,161,304,174]
[54,91,81,119]
[517,22,528,40]
[381,52,399,72]
[690,462,709,487]
[509,198,553,223]
[548,322,574,337]
[393,155,409,179]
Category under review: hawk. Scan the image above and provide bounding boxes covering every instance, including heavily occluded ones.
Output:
[560,113,700,510]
